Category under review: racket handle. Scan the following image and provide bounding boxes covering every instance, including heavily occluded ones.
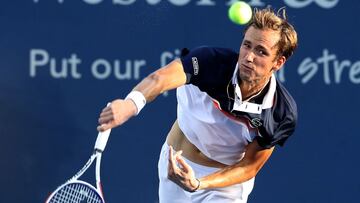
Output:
[94,128,112,152]
[94,103,112,152]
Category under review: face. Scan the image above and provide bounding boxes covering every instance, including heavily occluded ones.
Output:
[238,26,286,85]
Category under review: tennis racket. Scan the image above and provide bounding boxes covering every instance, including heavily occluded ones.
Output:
[45,104,112,203]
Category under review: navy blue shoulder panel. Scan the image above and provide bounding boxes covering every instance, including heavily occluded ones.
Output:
[255,80,298,149]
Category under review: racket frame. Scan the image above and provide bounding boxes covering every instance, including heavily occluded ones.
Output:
[45,103,112,203]
[45,151,105,203]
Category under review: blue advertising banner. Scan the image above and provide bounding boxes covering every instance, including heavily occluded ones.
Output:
[0,0,359,202]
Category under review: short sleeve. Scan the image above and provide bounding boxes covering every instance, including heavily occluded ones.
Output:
[256,111,297,149]
[180,46,218,86]
[255,82,298,149]
[180,46,238,88]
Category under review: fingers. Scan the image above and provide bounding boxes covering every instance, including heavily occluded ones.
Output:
[99,105,112,118]
[100,107,112,116]
[97,123,112,132]
[97,99,137,132]
[97,106,113,131]
[98,113,113,125]
[169,146,183,172]
[167,146,200,192]
[168,146,186,181]
[176,155,191,173]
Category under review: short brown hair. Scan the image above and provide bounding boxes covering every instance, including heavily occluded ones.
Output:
[244,7,298,60]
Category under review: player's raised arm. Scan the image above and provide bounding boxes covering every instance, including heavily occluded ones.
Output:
[97,59,186,132]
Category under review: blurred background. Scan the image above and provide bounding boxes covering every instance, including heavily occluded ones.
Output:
[1,0,359,202]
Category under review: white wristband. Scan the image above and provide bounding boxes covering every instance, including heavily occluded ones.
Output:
[125,91,146,115]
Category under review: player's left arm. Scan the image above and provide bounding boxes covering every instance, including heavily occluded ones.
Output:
[197,140,274,189]
[171,139,274,191]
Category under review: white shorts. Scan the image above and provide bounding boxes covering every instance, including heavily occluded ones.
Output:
[158,143,254,203]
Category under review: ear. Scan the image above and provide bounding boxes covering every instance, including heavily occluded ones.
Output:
[271,56,286,72]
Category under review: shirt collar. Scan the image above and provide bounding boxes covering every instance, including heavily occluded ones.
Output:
[231,63,277,114]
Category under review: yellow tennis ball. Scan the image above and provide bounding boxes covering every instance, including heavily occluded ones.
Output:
[228,1,252,25]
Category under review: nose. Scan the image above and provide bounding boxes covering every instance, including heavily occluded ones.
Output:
[244,50,255,63]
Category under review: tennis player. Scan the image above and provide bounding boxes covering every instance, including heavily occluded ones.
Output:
[98,8,298,203]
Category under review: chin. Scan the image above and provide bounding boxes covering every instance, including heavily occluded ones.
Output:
[239,74,252,82]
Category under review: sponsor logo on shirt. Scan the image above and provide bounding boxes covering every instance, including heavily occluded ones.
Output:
[250,118,263,128]
[191,57,199,75]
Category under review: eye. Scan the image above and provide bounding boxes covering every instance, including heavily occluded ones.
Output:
[242,43,251,49]
[257,49,268,56]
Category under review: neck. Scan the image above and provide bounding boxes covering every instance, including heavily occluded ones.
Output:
[240,77,270,101]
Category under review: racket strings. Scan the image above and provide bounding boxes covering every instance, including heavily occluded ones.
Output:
[48,183,103,203]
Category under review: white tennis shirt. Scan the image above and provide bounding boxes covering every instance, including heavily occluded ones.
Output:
[176,65,277,166]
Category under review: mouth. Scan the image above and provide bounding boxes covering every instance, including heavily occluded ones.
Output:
[241,64,253,71]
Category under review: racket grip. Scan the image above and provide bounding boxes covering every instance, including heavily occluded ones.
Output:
[94,128,112,152]
[94,103,112,152]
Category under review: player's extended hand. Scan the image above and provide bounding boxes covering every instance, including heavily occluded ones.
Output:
[167,146,200,192]
[97,99,137,132]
